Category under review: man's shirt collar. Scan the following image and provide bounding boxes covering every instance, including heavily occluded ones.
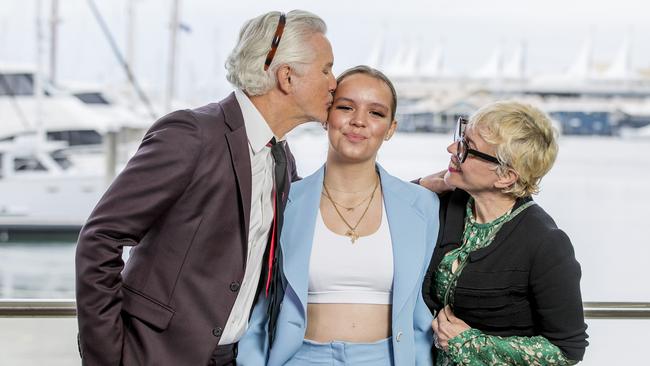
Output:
[234,89,283,154]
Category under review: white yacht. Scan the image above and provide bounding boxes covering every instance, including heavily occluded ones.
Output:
[0,134,107,242]
[1,64,148,151]
[0,65,145,241]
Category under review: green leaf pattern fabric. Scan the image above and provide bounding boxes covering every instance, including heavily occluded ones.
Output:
[434,199,576,366]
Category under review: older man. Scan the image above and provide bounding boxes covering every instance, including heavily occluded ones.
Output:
[75,10,335,366]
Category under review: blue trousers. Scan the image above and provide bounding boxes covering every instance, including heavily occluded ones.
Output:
[284,337,394,366]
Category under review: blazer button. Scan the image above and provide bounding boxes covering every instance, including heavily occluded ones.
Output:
[395,331,403,342]
[229,281,241,292]
[212,327,223,337]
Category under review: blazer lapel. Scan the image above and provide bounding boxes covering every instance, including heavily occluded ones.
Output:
[378,165,428,318]
[221,93,252,264]
[469,196,534,262]
[281,166,324,319]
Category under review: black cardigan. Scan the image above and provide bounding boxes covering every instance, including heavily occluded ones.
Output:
[422,189,588,361]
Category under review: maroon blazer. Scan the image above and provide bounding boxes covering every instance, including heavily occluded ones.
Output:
[75,93,298,366]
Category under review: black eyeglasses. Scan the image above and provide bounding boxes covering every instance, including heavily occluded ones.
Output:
[454,117,500,165]
[263,13,286,71]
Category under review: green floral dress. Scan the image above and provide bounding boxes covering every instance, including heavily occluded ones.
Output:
[434,199,577,366]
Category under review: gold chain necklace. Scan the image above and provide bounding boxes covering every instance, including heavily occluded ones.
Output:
[322,176,380,244]
[321,190,373,211]
[324,184,376,194]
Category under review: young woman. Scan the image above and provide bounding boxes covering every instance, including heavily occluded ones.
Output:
[238,66,439,365]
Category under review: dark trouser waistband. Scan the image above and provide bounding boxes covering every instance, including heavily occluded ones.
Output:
[207,343,238,366]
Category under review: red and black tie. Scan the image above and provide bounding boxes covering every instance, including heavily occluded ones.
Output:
[265,137,287,347]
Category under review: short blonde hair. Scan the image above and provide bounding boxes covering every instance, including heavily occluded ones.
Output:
[469,101,558,198]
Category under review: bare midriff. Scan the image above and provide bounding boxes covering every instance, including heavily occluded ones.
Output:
[304,303,392,343]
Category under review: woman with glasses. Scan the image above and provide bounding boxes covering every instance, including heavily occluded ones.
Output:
[422,101,588,365]
[238,65,439,365]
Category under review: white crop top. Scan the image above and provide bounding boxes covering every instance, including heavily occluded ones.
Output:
[307,202,394,304]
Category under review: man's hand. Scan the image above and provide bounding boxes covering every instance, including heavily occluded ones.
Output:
[419,170,453,194]
[431,305,471,351]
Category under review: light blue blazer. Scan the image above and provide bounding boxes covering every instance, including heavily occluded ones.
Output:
[238,164,439,366]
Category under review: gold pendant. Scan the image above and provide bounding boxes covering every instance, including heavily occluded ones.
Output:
[345,229,359,244]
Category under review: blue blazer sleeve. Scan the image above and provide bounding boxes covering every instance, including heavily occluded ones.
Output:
[414,190,439,365]
[237,293,270,365]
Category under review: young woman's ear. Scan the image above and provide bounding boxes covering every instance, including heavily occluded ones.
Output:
[384,120,398,141]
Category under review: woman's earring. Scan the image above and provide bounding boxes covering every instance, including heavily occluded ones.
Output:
[322,121,328,130]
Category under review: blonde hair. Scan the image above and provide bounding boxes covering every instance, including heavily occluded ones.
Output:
[225,10,327,96]
[336,65,398,120]
[469,101,558,198]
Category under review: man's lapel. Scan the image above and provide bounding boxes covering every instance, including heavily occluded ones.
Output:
[221,93,252,262]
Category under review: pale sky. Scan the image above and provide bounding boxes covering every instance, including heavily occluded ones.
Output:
[1,0,649,104]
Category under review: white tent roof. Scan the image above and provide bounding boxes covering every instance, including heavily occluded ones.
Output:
[565,37,595,79]
[419,44,445,78]
[473,45,503,79]
[502,41,526,79]
[602,34,632,80]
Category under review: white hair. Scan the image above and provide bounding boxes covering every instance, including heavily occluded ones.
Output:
[225,10,327,96]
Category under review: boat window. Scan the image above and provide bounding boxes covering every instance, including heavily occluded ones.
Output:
[14,157,47,172]
[0,73,34,96]
[47,130,103,146]
[73,92,110,105]
[50,150,72,170]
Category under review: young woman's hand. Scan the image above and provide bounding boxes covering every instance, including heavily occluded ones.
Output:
[418,170,453,194]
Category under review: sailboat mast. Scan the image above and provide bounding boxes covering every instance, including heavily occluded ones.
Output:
[49,0,59,85]
[126,0,136,110]
[165,0,181,113]
[35,0,45,138]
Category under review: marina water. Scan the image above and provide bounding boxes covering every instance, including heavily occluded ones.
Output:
[1,132,648,302]
[1,132,648,365]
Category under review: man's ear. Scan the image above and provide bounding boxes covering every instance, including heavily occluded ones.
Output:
[276,65,292,94]
[494,167,518,190]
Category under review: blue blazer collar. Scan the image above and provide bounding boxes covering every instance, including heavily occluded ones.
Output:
[281,164,428,320]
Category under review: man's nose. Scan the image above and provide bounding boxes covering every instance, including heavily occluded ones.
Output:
[328,73,337,93]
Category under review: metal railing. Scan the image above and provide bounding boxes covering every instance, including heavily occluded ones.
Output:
[0,299,76,317]
[1,300,650,319]
[583,301,650,319]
